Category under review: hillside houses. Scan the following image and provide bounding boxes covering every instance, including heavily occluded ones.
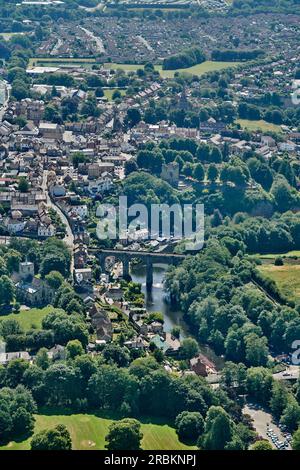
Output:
[4,201,56,239]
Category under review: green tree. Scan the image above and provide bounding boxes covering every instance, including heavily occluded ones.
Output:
[105,418,143,450]
[246,368,273,406]
[35,348,50,370]
[112,89,121,100]
[271,177,296,212]
[171,326,181,339]
[270,382,289,420]
[180,338,199,360]
[0,385,36,441]
[126,108,141,127]
[12,407,35,436]
[196,144,210,162]
[207,164,219,182]
[280,401,300,432]
[102,343,130,367]
[250,440,273,450]
[0,318,23,339]
[245,334,268,367]
[39,253,70,278]
[4,250,21,274]
[6,359,29,388]
[210,147,222,163]
[66,340,84,359]
[31,424,72,450]
[18,177,29,193]
[45,271,64,289]
[175,411,204,442]
[211,209,223,227]
[72,152,87,169]
[11,80,30,101]
[0,275,15,306]
[200,406,233,450]
[193,163,205,181]
[292,428,300,450]
[44,363,78,406]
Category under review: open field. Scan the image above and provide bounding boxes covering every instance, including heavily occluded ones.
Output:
[160,61,242,79]
[27,59,240,77]
[103,88,126,101]
[79,1,104,12]
[0,33,27,41]
[28,58,96,68]
[0,413,196,451]
[236,119,283,134]
[259,264,300,304]
[258,251,300,259]
[0,306,53,331]
[104,61,241,78]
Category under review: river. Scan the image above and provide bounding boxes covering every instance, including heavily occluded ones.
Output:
[130,262,223,368]
[131,263,189,337]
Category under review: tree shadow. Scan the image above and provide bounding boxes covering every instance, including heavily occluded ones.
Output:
[0,429,33,447]
[0,305,14,317]
[38,406,176,428]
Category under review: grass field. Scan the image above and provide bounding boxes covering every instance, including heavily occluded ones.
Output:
[28,58,240,77]
[103,88,126,101]
[28,58,96,68]
[0,306,53,331]
[236,119,282,134]
[0,413,196,451]
[259,264,300,304]
[258,251,300,259]
[104,61,241,78]
[0,33,26,41]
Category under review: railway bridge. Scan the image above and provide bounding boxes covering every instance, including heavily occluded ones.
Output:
[89,248,187,288]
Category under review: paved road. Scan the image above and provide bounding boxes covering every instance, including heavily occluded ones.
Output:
[0,81,10,121]
[80,27,105,54]
[42,171,74,271]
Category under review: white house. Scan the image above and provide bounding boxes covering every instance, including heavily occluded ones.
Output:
[87,175,113,196]
[278,141,296,152]
[38,223,56,238]
[69,205,88,219]
[5,217,26,234]
[0,351,31,365]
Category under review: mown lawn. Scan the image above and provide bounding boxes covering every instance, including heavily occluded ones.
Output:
[0,33,27,41]
[236,119,282,134]
[28,58,96,67]
[159,61,241,78]
[259,264,300,304]
[103,88,126,101]
[0,306,53,331]
[258,251,300,259]
[0,413,196,451]
[104,61,241,78]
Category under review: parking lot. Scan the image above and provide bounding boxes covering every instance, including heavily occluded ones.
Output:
[243,404,292,450]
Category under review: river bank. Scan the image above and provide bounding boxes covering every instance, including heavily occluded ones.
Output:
[130,263,224,369]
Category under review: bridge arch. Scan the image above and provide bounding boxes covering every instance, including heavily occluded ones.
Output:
[95,249,186,289]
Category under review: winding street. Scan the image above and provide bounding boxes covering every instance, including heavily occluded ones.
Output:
[42,170,74,273]
[0,81,10,121]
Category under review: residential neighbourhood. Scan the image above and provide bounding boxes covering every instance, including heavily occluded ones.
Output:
[0,0,300,457]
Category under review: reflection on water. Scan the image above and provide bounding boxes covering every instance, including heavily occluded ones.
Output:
[130,262,224,368]
[130,263,189,337]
